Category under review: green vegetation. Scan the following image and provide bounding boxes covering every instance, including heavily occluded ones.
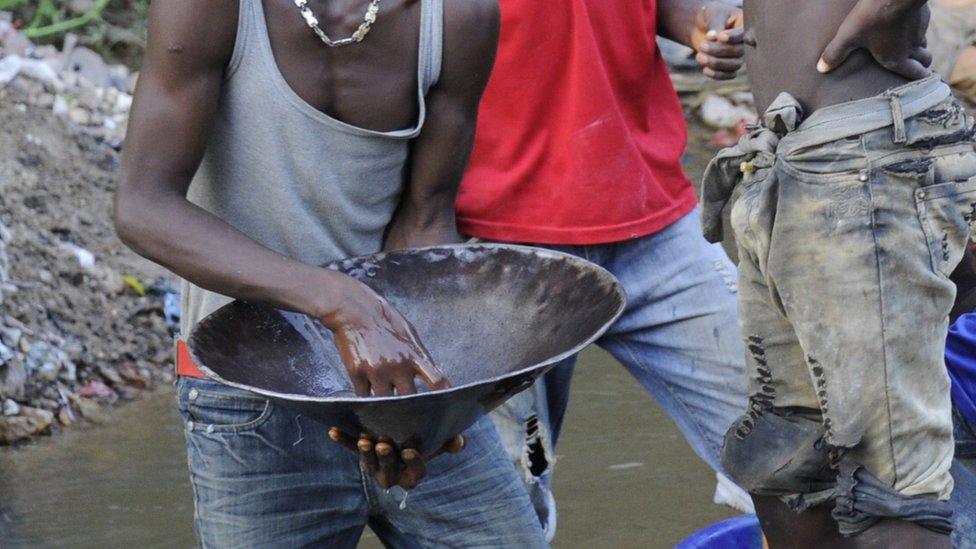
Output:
[1,0,149,66]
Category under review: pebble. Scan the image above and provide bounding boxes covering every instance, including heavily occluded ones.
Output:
[2,398,19,416]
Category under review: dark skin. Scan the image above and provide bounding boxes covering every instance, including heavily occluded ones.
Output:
[744,0,931,114]
[743,1,946,546]
[116,0,498,489]
[659,0,747,80]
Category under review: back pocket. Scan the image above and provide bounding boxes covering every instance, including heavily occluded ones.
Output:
[915,176,976,278]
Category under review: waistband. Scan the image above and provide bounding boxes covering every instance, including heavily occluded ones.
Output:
[176,340,207,379]
[777,75,951,156]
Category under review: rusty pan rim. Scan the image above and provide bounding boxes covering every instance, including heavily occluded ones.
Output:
[187,243,627,404]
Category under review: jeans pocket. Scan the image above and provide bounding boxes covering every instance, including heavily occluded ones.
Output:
[915,176,976,278]
[182,379,274,433]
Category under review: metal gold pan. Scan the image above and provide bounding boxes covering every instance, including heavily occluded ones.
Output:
[187,244,626,454]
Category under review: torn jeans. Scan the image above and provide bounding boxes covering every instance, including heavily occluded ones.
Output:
[704,75,975,536]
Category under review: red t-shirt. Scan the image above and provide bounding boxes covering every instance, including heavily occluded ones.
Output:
[456,0,698,245]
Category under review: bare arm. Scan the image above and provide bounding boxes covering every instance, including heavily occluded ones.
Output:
[658,0,745,80]
[116,0,445,396]
[383,0,500,250]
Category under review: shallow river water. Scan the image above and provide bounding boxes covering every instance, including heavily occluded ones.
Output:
[0,347,735,549]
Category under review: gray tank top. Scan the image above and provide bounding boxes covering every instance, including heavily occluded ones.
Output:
[181,0,443,338]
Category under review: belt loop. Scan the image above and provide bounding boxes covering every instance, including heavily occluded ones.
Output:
[889,93,907,144]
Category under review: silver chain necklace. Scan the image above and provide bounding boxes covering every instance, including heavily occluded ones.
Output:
[293,0,382,48]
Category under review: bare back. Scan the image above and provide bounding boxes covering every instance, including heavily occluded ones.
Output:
[744,0,909,114]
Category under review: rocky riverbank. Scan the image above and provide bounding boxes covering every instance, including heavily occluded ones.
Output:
[0,15,175,444]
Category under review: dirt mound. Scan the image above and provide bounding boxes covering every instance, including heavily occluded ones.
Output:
[0,87,175,444]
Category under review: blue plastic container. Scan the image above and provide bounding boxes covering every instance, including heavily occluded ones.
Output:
[676,515,762,549]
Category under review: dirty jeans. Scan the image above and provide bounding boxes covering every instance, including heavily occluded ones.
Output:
[175,377,547,548]
[703,75,975,535]
[489,209,750,536]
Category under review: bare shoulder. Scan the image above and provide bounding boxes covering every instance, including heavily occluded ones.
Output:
[143,0,240,80]
[440,0,500,86]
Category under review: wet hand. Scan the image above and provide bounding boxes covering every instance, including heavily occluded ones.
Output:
[328,280,450,396]
[329,429,465,489]
[691,3,745,81]
[818,0,932,80]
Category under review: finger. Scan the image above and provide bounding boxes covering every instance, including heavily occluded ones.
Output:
[911,47,933,69]
[368,370,395,397]
[699,41,744,59]
[818,25,860,73]
[703,67,738,81]
[728,10,745,30]
[357,434,380,474]
[393,372,419,396]
[447,435,465,453]
[328,427,359,452]
[414,358,450,391]
[716,26,745,45]
[695,53,743,73]
[885,57,931,80]
[350,370,371,397]
[704,6,734,34]
[375,440,400,489]
[398,448,427,490]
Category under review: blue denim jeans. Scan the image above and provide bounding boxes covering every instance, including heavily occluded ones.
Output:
[489,209,751,536]
[176,377,547,548]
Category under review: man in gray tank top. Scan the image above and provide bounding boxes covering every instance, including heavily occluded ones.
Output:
[115,0,547,546]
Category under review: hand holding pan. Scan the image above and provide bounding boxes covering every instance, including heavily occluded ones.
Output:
[324,285,459,488]
[187,245,626,489]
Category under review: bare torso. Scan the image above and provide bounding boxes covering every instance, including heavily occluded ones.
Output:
[744,0,909,115]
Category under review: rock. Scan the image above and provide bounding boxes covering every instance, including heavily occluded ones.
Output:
[108,64,130,93]
[52,95,69,119]
[0,360,27,398]
[59,359,77,383]
[0,340,13,362]
[0,326,21,347]
[0,22,32,57]
[64,46,111,88]
[76,379,117,404]
[113,92,132,114]
[68,107,92,126]
[0,54,23,86]
[57,407,74,426]
[36,269,55,286]
[18,58,63,91]
[25,340,61,381]
[97,364,123,386]
[75,76,103,111]
[68,394,105,422]
[0,406,54,444]
[2,398,19,416]
[59,242,96,270]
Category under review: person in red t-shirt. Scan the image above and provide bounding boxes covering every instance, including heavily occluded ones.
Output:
[416,0,754,537]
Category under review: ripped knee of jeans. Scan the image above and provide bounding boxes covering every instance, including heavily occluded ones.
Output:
[523,415,552,479]
[832,463,954,537]
[721,407,834,497]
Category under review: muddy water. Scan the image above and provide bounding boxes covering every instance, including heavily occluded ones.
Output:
[0,347,734,549]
